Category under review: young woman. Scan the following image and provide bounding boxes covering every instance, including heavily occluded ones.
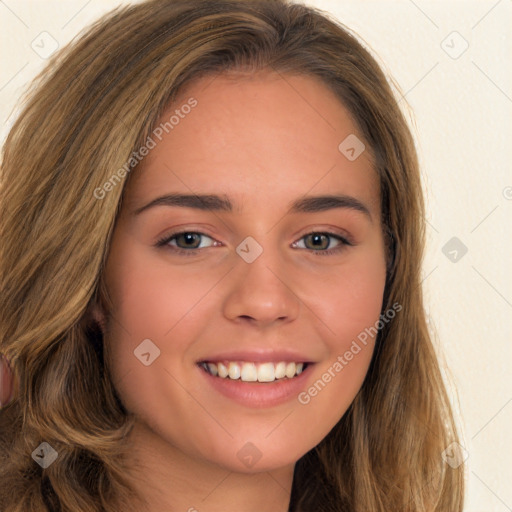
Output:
[0,0,465,510]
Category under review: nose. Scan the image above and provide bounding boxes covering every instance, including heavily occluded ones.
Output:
[222,247,301,328]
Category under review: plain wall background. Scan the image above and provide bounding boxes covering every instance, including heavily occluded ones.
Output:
[1,1,511,510]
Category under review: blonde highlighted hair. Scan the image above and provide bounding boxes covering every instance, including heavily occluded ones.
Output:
[0,0,464,510]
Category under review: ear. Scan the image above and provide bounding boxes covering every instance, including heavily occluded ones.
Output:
[87,300,107,335]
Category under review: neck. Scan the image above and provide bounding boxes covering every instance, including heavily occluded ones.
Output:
[122,421,294,512]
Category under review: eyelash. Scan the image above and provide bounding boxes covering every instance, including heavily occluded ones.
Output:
[155,230,353,257]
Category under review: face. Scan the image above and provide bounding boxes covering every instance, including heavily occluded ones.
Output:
[97,70,387,473]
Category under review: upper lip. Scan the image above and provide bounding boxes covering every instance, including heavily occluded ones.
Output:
[197,349,315,364]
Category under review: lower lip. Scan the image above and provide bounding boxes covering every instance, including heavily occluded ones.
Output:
[197,364,314,408]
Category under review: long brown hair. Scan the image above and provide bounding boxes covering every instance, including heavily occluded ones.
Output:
[0,1,465,510]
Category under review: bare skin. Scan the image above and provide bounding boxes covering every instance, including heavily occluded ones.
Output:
[94,70,387,512]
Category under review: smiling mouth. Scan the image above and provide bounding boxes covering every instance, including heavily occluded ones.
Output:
[198,361,310,383]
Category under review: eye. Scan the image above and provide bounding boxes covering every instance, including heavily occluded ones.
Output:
[155,231,218,255]
[292,231,352,256]
[155,230,352,257]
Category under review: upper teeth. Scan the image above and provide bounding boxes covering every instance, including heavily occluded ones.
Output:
[202,361,305,382]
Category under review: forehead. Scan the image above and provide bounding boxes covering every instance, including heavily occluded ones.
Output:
[123,70,380,217]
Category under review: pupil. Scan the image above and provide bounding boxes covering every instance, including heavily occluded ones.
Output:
[181,233,199,247]
[310,234,327,249]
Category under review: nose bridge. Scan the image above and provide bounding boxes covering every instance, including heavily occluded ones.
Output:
[222,234,300,325]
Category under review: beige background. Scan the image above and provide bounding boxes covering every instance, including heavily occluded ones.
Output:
[1,1,511,510]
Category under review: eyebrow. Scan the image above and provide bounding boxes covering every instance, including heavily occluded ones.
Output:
[132,193,372,221]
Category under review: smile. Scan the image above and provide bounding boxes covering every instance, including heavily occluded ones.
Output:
[199,361,308,383]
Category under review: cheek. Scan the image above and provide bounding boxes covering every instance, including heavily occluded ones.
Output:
[105,242,217,339]
[300,249,386,423]
[101,238,218,395]
[312,233,387,345]
[322,258,386,344]
[101,250,222,450]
